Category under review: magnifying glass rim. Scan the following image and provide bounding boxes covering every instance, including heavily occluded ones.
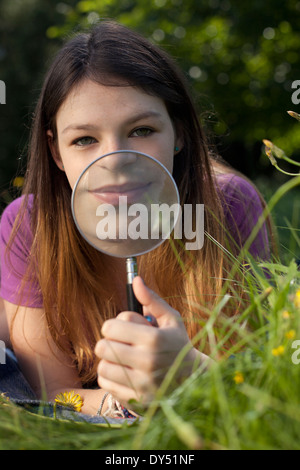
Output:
[71,150,180,258]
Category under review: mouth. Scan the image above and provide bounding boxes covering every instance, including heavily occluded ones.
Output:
[89,182,152,205]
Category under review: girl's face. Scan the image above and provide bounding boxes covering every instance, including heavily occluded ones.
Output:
[49,79,182,190]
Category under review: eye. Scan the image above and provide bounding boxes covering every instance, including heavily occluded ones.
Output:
[72,136,97,146]
[130,127,154,137]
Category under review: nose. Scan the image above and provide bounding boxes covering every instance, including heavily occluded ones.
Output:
[98,151,138,172]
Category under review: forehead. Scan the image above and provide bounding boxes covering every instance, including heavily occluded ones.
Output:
[56,79,169,127]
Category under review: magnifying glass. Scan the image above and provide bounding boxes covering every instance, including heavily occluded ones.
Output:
[71,150,180,316]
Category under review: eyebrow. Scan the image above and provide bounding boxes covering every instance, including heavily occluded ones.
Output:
[61,111,163,135]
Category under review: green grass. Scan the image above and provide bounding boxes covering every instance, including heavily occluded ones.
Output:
[1,177,300,450]
[1,258,300,450]
[255,175,300,263]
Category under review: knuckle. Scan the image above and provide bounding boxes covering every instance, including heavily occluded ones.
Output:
[117,311,136,322]
[101,319,114,337]
[97,358,107,377]
[95,339,106,357]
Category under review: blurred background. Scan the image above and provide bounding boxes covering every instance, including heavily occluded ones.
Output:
[0,0,299,259]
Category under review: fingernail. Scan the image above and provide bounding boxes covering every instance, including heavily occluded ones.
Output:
[144,315,158,327]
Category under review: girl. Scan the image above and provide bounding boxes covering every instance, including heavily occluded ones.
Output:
[0,21,271,416]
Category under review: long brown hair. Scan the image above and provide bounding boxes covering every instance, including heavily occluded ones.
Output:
[10,21,269,384]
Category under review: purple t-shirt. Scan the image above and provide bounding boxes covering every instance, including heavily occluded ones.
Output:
[0,195,43,308]
[217,173,270,259]
[0,174,270,308]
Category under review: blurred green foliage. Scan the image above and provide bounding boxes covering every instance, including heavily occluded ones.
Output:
[1,0,300,198]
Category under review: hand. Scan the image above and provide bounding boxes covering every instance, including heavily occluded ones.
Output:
[95,276,200,408]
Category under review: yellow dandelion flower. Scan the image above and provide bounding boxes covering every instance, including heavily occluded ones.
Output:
[233,371,244,384]
[282,310,290,319]
[285,330,296,340]
[54,391,83,412]
[294,289,300,309]
[271,345,285,357]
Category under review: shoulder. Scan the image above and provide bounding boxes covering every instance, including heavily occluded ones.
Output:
[216,173,263,223]
[215,172,270,258]
[0,195,34,240]
[0,195,43,307]
[216,173,261,202]
[0,195,35,259]
[1,194,34,219]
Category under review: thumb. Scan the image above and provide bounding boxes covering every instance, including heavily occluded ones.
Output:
[132,276,181,327]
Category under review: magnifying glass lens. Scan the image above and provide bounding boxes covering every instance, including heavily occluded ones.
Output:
[71,151,180,313]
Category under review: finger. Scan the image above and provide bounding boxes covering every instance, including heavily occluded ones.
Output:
[97,369,157,406]
[100,318,161,347]
[97,374,140,405]
[98,359,150,391]
[117,310,158,328]
[98,359,134,388]
[95,338,134,366]
[95,338,162,371]
[116,310,152,325]
[132,276,181,325]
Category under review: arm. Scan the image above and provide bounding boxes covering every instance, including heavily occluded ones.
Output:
[4,299,107,415]
[0,200,110,415]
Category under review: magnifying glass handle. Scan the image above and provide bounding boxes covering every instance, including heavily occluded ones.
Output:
[126,257,143,314]
[126,283,143,314]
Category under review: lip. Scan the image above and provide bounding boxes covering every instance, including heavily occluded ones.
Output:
[89,182,152,205]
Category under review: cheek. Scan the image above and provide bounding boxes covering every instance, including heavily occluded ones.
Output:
[150,129,175,174]
[157,140,175,175]
[63,164,83,190]
[163,124,177,173]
